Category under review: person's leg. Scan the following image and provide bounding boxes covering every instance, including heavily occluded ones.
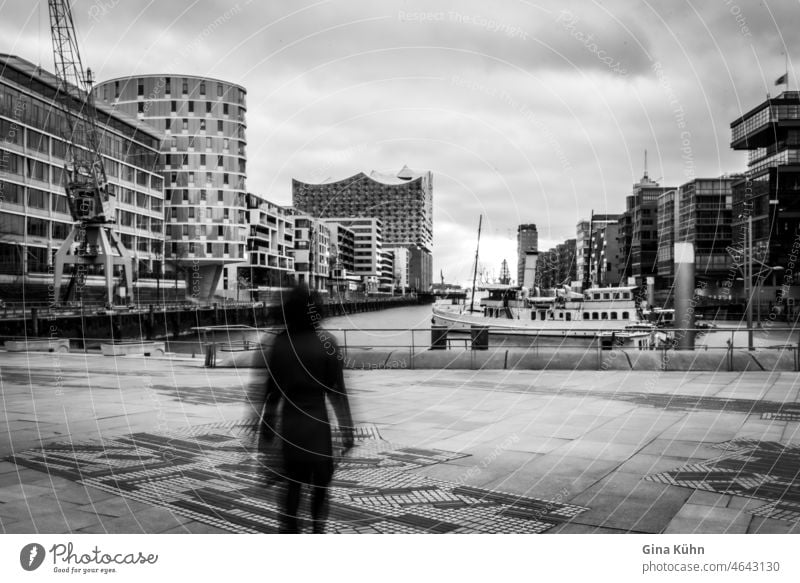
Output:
[310,459,334,534]
[281,458,306,533]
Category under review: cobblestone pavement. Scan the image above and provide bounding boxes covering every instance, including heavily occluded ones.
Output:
[1,352,799,533]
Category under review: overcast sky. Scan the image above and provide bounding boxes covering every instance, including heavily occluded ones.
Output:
[2,0,798,285]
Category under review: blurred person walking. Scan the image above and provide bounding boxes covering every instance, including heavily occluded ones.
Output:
[250,285,354,533]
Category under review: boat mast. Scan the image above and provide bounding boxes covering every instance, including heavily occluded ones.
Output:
[469,215,483,313]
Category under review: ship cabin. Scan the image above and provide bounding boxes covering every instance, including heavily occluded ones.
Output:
[527,286,641,323]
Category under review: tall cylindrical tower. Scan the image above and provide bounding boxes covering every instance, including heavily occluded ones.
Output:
[94,75,247,301]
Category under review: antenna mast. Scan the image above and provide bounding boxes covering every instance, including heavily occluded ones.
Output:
[469,215,483,313]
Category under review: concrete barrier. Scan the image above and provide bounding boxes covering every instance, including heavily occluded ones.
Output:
[4,339,70,353]
[206,345,800,372]
[101,342,165,357]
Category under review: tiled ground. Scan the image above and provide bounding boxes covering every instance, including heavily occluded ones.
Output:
[7,422,586,534]
[2,353,800,534]
[647,439,800,522]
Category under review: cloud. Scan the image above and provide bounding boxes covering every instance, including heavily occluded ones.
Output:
[1,0,797,284]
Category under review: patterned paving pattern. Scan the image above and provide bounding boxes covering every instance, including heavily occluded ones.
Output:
[646,440,800,522]
[6,422,587,534]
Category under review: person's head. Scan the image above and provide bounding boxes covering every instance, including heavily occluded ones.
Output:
[279,285,323,332]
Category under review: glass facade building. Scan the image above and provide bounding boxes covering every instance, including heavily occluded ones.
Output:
[0,54,165,304]
[292,166,433,290]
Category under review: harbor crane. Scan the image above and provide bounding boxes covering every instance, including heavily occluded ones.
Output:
[48,0,134,308]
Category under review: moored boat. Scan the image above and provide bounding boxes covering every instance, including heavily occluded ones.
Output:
[432,284,659,348]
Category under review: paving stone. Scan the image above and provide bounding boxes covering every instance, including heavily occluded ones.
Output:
[663,503,752,534]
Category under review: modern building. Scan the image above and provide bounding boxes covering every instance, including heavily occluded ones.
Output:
[575,220,591,288]
[655,189,676,302]
[590,223,623,287]
[0,54,167,304]
[626,172,673,288]
[322,217,382,291]
[578,214,620,289]
[388,245,410,292]
[678,178,735,292]
[290,214,330,292]
[516,224,538,285]
[321,219,356,293]
[94,74,248,302]
[536,239,576,290]
[292,166,433,290]
[378,250,395,291]
[243,193,295,295]
[730,91,800,314]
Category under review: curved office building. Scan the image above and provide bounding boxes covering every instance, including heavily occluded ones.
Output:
[94,75,247,301]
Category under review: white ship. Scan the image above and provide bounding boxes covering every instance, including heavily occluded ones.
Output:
[432,285,659,348]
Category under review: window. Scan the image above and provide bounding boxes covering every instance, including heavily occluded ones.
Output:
[27,216,49,237]
[217,226,224,236]
[165,118,172,131]
[622,311,629,319]
[610,312,618,320]
[200,154,206,166]
[583,313,589,320]
[224,243,230,254]
[601,312,608,320]
[592,312,599,320]
[137,81,144,96]
[171,100,177,112]
[188,101,194,113]
[603,293,610,299]
[27,188,48,209]
[206,242,212,254]
[223,208,229,219]
[218,155,224,168]
[188,206,195,219]
[189,242,195,253]
[206,137,212,149]
[531,311,536,321]
[206,101,212,114]
[182,225,189,237]
[217,120,223,133]
[223,103,229,115]
[217,84,223,97]
[182,79,188,95]
[199,119,206,131]
[217,190,224,202]
[165,77,171,94]
[223,138,229,151]
[200,189,207,201]
[565,313,571,321]
[182,119,188,131]
[199,82,206,96]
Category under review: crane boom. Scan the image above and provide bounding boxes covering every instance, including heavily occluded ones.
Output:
[48,0,110,223]
[48,0,134,308]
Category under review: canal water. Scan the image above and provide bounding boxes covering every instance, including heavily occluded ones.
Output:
[166,302,800,355]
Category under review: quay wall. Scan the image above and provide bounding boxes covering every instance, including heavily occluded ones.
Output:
[215,346,799,372]
[0,296,426,346]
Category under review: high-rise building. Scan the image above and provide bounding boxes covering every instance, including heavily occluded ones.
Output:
[730,91,800,300]
[655,189,676,301]
[94,74,248,302]
[516,224,538,285]
[627,173,673,287]
[292,166,433,290]
[1,54,166,304]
